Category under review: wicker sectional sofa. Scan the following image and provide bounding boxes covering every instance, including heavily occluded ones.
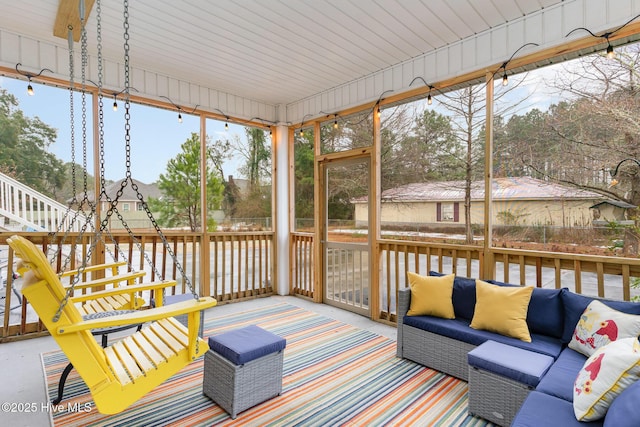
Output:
[396,273,640,427]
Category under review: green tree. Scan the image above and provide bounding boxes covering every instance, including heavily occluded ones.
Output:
[238,128,270,191]
[149,133,224,231]
[0,88,65,198]
[293,132,315,224]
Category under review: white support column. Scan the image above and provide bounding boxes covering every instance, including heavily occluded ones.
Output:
[275,124,290,295]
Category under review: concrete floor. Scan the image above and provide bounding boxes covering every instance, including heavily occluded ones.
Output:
[0,295,396,427]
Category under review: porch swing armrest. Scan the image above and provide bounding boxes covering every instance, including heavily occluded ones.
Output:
[57,297,217,334]
[69,280,178,303]
[62,271,147,291]
[59,261,129,278]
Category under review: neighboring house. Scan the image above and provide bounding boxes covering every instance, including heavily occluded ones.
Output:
[353,176,605,229]
[69,178,162,230]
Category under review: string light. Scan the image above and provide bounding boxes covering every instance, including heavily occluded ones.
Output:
[495,42,540,87]
[15,63,53,96]
[409,77,435,107]
[333,114,338,129]
[566,14,640,61]
[160,95,198,124]
[606,43,615,59]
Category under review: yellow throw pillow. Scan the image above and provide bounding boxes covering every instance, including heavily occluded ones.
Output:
[470,279,533,342]
[406,272,455,319]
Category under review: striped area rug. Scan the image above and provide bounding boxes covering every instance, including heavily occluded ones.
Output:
[42,303,493,426]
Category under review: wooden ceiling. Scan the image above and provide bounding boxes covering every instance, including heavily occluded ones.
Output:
[1,0,565,106]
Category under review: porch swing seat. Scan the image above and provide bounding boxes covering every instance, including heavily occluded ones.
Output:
[8,235,217,414]
[59,261,150,315]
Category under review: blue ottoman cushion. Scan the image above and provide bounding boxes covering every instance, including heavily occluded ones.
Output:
[209,325,286,365]
[467,340,554,388]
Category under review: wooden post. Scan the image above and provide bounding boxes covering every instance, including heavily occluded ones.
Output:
[313,121,323,303]
[483,71,495,280]
[370,103,381,321]
[199,115,210,296]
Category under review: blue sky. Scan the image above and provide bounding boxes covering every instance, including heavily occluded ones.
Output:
[1,76,244,184]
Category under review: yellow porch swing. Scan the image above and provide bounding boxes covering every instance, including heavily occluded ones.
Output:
[8,0,216,415]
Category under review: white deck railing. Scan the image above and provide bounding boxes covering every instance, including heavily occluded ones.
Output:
[0,172,82,232]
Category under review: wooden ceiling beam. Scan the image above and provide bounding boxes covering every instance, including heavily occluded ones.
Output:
[53,0,95,42]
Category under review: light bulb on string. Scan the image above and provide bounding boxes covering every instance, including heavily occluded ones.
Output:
[112,96,118,111]
[27,82,34,96]
[178,112,183,123]
[606,44,615,59]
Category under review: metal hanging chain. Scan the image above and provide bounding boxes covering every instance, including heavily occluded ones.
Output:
[108,0,198,300]
[48,26,86,269]
[93,0,134,271]
[54,12,93,321]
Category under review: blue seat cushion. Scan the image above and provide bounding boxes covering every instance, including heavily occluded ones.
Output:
[604,379,640,427]
[536,347,587,402]
[428,271,476,320]
[512,391,604,427]
[561,292,640,343]
[487,280,566,339]
[208,325,286,365]
[403,315,563,358]
[468,340,554,387]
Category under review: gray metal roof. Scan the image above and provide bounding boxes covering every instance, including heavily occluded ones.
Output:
[372,176,604,203]
[590,200,637,209]
[70,178,161,203]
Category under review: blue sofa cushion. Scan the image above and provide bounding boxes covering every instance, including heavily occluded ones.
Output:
[536,347,587,402]
[603,379,640,427]
[208,325,286,365]
[429,271,476,320]
[487,280,566,339]
[403,314,563,358]
[561,291,640,343]
[468,340,554,387]
[512,391,604,427]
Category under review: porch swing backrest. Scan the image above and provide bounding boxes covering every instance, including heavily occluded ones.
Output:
[8,235,217,414]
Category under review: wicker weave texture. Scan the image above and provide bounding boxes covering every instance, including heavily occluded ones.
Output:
[203,349,284,419]
[468,366,532,426]
[402,324,476,381]
[396,289,410,358]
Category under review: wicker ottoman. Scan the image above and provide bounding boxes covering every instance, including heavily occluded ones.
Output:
[467,340,554,426]
[203,325,286,419]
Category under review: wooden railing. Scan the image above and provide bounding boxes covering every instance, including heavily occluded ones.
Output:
[5,230,640,341]
[287,234,640,324]
[290,232,315,299]
[0,231,275,342]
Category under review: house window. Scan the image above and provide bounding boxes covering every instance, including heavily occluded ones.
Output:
[122,203,130,212]
[137,202,143,211]
[437,202,459,222]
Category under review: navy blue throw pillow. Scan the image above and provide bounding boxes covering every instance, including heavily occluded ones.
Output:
[429,271,476,320]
